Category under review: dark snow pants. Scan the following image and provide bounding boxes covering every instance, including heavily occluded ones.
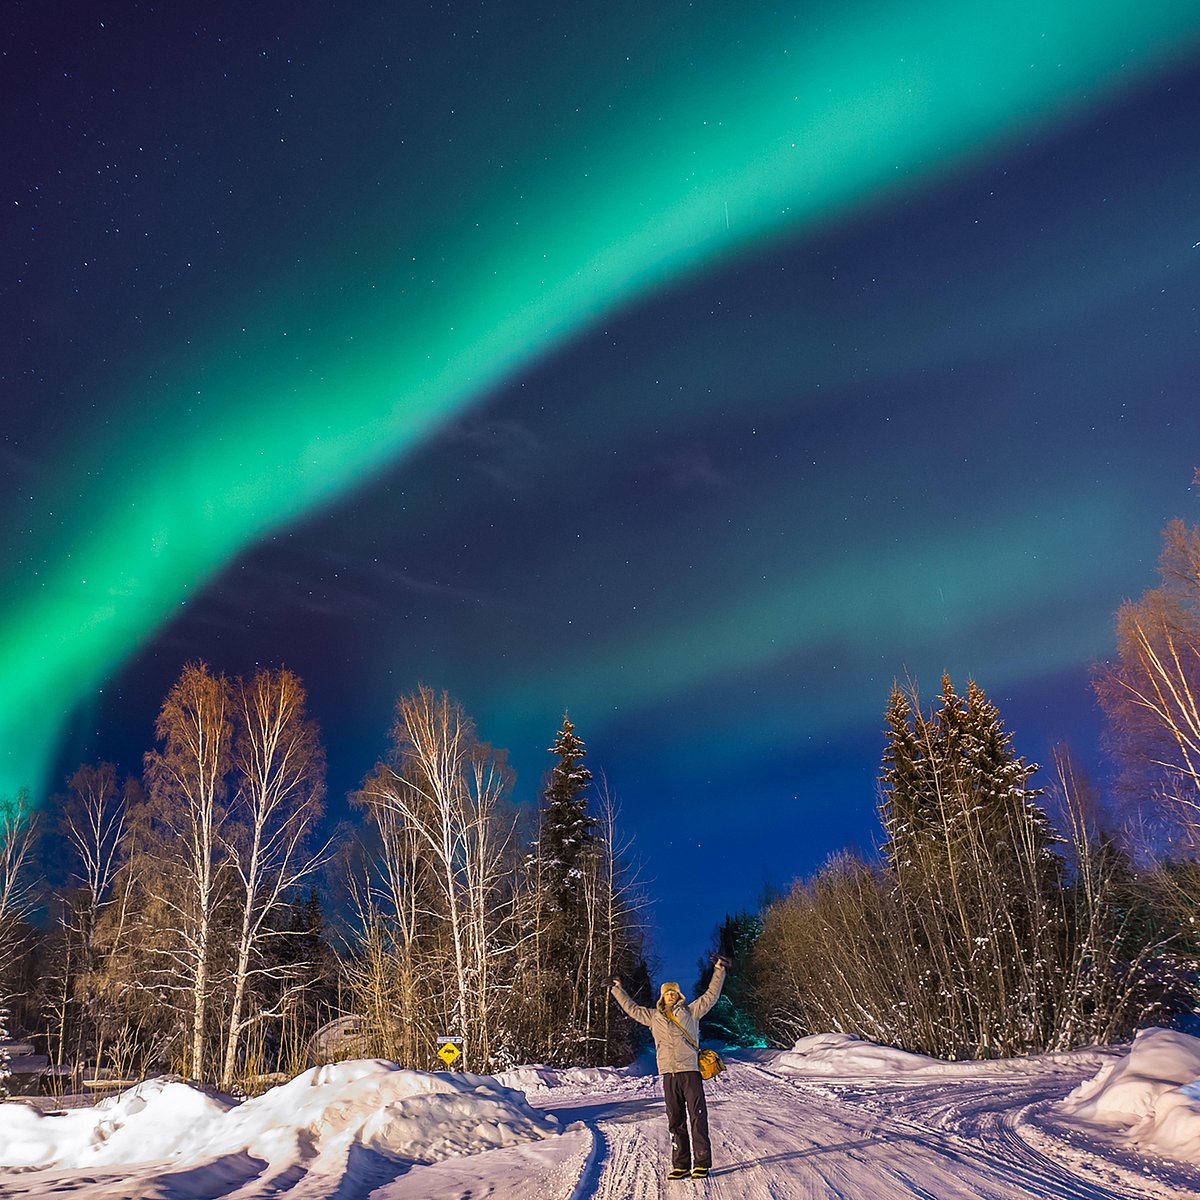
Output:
[663,1070,711,1171]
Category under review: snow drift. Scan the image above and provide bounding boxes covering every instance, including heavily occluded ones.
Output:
[773,1031,1110,1080]
[774,1031,944,1075]
[0,1059,559,1172]
[494,1059,651,1093]
[1059,1027,1200,1164]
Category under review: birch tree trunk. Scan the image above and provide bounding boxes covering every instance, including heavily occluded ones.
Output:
[0,792,38,982]
[220,669,326,1089]
[357,687,514,1071]
[58,762,126,1074]
[1096,520,1200,842]
[144,661,233,1082]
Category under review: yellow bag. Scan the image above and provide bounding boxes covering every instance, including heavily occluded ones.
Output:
[698,1048,725,1081]
[664,1003,725,1081]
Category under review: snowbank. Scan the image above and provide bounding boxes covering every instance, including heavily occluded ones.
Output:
[0,1079,230,1168]
[1058,1027,1200,1164]
[772,1032,1108,1079]
[494,1060,650,1093]
[0,1059,559,1172]
[774,1032,944,1075]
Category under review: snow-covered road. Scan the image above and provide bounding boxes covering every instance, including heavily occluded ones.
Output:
[4,1050,1200,1199]
[523,1059,1200,1200]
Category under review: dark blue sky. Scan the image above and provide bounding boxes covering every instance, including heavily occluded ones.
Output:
[3,1,1200,983]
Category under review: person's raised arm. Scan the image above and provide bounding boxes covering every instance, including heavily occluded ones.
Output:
[687,958,728,1021]
[610,977,655,1027]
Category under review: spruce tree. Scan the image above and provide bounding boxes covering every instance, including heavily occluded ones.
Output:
[959,679,1058,876]
[881,674,1051,871]
[879,684,927,865]
[878,675,1065,1056]
[528,714,599,1063]
[286,888,338,1034]
[539,714,596,913]
[698,912,765,1046]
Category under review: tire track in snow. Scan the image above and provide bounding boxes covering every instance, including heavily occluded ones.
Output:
[572,1060,1161,1200]
[737,1062,1162,1200]
[814,1069,1196,1200]
[564,1123,603,1200]
[591,1120,665,1200]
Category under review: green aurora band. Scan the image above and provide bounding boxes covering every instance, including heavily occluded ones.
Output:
[4,0,1200,804]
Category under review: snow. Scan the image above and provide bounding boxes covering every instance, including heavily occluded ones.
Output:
[493,1062,647,1092]
[0,1059,558,1172]
[3,1039,1200,1198]
[1058,1026,1200,1164]
[0,1079,231,1169]
[775,1030,944,1074]
[774,1030,1108,1079]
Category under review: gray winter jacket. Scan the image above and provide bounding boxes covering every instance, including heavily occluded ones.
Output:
[611,961,726,1075]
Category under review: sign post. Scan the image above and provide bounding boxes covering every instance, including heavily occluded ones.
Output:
[436,1035,464,1069]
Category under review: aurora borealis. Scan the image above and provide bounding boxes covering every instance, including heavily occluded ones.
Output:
[5,1,1200,972]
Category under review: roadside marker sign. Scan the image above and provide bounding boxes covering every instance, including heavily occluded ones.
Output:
[437,1036,463,1067]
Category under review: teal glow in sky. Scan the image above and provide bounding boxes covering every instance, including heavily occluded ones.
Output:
[5,0,1200,803]
[5,0,1200,969]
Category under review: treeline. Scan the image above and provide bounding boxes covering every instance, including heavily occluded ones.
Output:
[0,674,646,1090]
[713,516,1200,1060]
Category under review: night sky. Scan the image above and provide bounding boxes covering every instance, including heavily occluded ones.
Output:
[4,1,1200,983]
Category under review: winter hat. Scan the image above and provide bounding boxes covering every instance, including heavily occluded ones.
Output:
[659,981,683,1001]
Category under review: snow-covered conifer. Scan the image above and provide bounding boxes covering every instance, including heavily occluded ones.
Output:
[515,715,646,1065]
[538,714,596,912]
[874,676,1070,1055]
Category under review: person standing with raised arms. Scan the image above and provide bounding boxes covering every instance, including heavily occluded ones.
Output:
[611,957,728,1180]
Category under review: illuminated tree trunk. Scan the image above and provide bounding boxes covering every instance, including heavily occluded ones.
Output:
[0,792,38,981]
[1096,520,1200,844]
[220,669,326,1089]
[145,661,232,1082]
[358,687,514,1070]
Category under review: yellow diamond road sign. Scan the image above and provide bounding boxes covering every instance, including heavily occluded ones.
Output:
[437,1039,462,1066]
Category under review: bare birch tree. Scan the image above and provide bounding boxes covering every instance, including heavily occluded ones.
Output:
[144,661,233,1081]
[346,781,435,1064]
[220,668,327,1088]
[592,779,648,1063]
[1096,518,1200,846]
[48,763,127,1068]
[356,687,515,1070]
[62,765,126,947]
[0,791,38,984]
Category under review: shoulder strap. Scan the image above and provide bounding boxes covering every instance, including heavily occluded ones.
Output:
[661,1005,699,1051]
